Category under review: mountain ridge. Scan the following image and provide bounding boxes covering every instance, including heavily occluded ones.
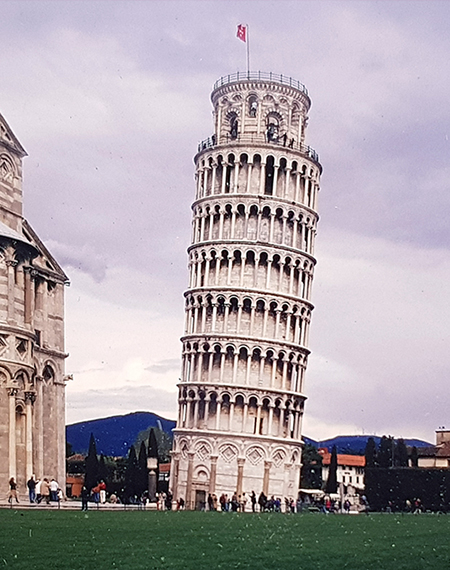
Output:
[66,412,433,457]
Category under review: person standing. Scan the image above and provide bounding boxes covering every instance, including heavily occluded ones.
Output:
[35,479,42,503]
[40,478,50,504]
[49,479,59,502]
[251,491,257,512]
[8,477,19,503]
[99,480,107,504]
[81,486,89,511]
[27,475,36,503]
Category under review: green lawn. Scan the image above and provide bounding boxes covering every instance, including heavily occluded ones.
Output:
[0,509,449,569]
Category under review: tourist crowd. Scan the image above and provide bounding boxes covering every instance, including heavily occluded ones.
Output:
[7,475,63,504]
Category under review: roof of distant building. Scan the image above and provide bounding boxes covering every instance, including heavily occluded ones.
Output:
[319,448,365,467]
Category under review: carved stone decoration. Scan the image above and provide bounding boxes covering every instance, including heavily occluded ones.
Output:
[246,446,265,465]
[0,154,14,182]
[219,444,238,463]
[195,442,211,461]
[272,449,286,468]
[180,440,189,459]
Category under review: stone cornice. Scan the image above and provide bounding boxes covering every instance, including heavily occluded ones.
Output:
[177,380,306,401]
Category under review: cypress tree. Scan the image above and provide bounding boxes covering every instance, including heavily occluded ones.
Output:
[411,446,419,467]
[148,428,159,459]
[137,440,148,496]
[395,438,409,467]
[364,437,377,468]
[98,454,109,484]
[325,445,338,494]
[378,436,394,468]
[125,446,138,501]
[84,433,99,492]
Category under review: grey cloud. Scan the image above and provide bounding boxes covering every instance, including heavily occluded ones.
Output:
[145,359,181,374]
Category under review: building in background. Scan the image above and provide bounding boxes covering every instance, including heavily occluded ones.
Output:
[171,72,322,508]
[0,114,68,494]
[319,448,366,494]
[417,429,450,468]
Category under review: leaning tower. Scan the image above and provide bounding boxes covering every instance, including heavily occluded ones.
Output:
[171,72,322,509]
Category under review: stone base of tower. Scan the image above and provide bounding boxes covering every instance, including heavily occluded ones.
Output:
[171,430,302,510]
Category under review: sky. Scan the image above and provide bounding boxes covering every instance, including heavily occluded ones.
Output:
[1,0,449,442]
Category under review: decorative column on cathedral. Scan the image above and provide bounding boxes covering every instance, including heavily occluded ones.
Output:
[171,72,322,509]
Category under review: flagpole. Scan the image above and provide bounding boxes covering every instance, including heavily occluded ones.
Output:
[246,24,250,75]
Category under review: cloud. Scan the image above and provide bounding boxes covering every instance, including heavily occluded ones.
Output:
[66,384,177,424]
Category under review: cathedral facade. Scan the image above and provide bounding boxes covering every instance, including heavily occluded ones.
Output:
[0,114,68,493]
[171,72,322,508]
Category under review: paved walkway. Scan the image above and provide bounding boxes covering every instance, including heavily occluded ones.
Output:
[0,498,154,511]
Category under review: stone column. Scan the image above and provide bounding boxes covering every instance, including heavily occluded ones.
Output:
[211,303,217,332]
[209,455,218,494]
[294,172,300,203]
[259,356,265,387]
[35,378,44,478]
[215,400,222,430]
[272,166,279,197]
[229,401,235,431]
[268,405,274,436]
[170,453,180,500]
[232,352,239,384]
[259,162,266,194]
[204,397,210,429]
[24,267,33,325]
[269,214,275,243]
[219,352,226,383]
[242,402,248,432]
[266,260,272,289]
[211,166,217,197]
[263,460,272,496]
[246,163,253,193]
[25,391,35,478]
[200,215,206,242]
[237,458,245,497]
[245,354,251,385]
[8,387,18,479]
[186,451,195,510]
[6,254,17,324]
[256,404,262,435]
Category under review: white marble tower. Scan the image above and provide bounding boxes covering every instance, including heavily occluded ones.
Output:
[171,72,322,509]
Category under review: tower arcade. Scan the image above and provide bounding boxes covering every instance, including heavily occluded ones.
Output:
[171,72,322,508]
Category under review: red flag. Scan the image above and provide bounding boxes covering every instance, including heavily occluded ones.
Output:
[237,24,247,42]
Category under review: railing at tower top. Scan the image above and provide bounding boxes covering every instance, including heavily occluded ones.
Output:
[213,72,308,96]
[197,133,320,164]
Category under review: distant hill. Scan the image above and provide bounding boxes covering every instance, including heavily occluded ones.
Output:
[304,435,432,454]
[66,412,433,458]
[66,411,176,457]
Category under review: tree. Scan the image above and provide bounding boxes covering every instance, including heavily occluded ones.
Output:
[300,444,323,489]
[84,433,99,491]
[148,428,159,459]
[395,439,409,467]
[137,441,148,497]
[66,440,74,458]
[135,426,172,463]
[364,437,377,468]
[325,446,338,494]
[411,446,419,467]
[124,445,138,501]
[378,436,394,468]
[98,454,109,484]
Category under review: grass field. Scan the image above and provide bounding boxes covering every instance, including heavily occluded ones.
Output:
[0,509,449,569]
